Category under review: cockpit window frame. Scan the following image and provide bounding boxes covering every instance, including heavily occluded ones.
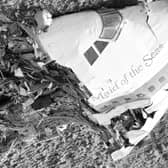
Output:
[97,8,123,40]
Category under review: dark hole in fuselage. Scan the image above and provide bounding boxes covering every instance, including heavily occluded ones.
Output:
[0,95,11,108]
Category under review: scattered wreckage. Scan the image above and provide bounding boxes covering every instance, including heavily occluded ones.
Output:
[35,0,168,160]
[1,0,168,161]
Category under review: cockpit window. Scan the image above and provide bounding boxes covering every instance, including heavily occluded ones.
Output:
[94,40,108,53]
[84,46,99,65]
[83,9,123,66]
[97,9,123,40]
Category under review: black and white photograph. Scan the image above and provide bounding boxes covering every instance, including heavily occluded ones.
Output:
[0,0,168,167]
